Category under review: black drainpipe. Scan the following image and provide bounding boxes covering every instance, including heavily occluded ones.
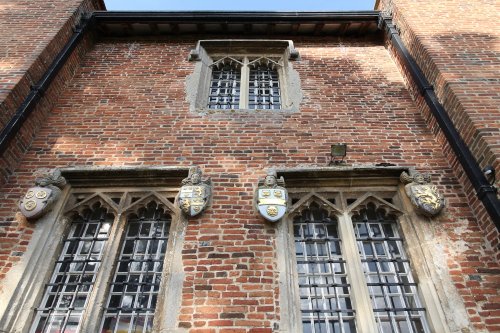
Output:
[0,14,94,155]
[380,15,500,227]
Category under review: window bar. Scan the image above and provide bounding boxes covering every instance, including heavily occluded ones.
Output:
[249,61,281,110]
[101,202,171,333]
[294,204,356,333]
[249,65,281,109]
[31,206,112,333]
[353,204,431,333]
[208,59,241,109]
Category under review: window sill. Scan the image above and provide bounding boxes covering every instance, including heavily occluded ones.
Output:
[193,107,299,115]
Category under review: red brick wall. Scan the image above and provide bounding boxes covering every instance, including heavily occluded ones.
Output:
[376,0,499,235]
[0,0,104,185]
[2,34,497,331]
[377,1,500,331]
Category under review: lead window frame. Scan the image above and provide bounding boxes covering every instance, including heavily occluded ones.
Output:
[30,204,115,333]
[207,55,284,110]
[0,180,187,333]
[187,39,301,113]
[276,176,451,333]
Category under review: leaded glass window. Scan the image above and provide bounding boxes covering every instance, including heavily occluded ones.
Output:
[282,187,441,333]
[249,58,281,110]
[101,202,171,333]
[353,203,430,333]
[294,203,356,333]
[31,204,113,333]
[207,56,282,110]
[208,57,241,109]
[28,188,181,333]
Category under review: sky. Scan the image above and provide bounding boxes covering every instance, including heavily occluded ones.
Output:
[104,0,376,11]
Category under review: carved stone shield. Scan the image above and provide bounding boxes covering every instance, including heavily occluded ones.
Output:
[257,187,287,222]
[19,186,53,219]
[406,184,445,217]
[179,184,210,217]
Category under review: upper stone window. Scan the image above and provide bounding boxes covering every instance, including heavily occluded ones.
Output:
[208,56,282,110]
[187,40,302,112]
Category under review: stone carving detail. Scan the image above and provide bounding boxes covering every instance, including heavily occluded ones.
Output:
[19,169,67,220]
[255,170,288,222]
[400,171,445,217]
[178,166,212,217]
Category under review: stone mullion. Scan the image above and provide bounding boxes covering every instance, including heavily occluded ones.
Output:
[239,56,250,109]
[338,211,378,333]
[79,212,126,332]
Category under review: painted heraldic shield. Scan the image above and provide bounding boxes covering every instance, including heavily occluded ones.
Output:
[179,184,210,217]
[257,188,287,222]
[19,186,53,219]
[406,184,445,217]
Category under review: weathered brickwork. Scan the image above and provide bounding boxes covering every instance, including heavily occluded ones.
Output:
[1,34,495,331]
[377,0,499,238]
[377,1,500,332]
[0,2,499,332]
[0,0,104,186]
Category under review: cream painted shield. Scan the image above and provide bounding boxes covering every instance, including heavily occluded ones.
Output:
[179,184,209,217]
[257,188,287,222]
[19,186,53,219]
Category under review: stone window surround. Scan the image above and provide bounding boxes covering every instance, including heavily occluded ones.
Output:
[0,167,189,333]
[0,166,471,333]
[186,39,303,113]
[274,167,459,333]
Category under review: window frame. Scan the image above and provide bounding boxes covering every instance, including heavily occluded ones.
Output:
[30,204,116,333]
[207,54,285,110]
[275,170,451,333]
[0,169,188,333]
[187,39,302,113]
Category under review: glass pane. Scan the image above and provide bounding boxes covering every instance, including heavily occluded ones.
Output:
[294,203,356,333]
[30,205,112,333]
[100,202,171,333]
[248,58,281,110]
[353,203,431,333]
[207,58,241,109]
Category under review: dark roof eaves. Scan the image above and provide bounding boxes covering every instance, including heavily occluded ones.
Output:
[92,10,380,23]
